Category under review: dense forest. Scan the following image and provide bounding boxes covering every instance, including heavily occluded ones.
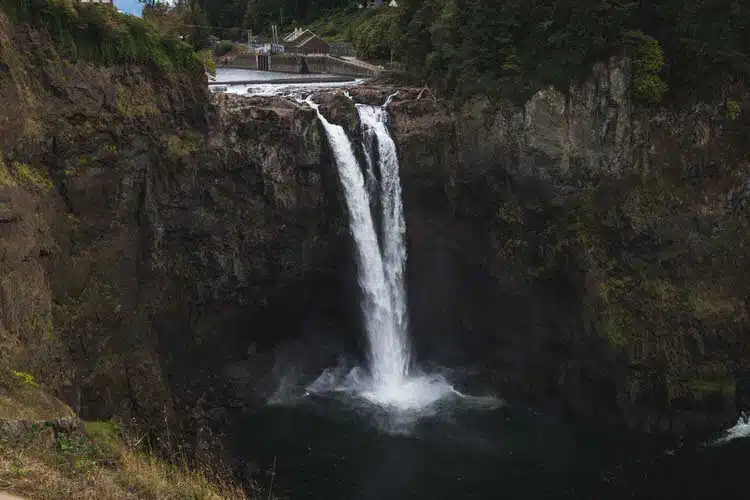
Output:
[392,0,750,101]
[144,0,750,101]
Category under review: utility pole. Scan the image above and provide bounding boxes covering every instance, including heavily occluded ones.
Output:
[280,7,284,27]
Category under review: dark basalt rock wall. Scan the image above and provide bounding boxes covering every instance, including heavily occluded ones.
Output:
[0,16,358,446]
[380,58,750,434]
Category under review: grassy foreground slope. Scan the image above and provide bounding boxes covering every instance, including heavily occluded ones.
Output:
[0,368,246,500]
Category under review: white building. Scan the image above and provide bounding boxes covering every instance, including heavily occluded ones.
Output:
[361,0,398,7]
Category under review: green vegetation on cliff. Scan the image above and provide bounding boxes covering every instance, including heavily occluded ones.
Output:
[394,0,750,101]
[0,366,73,420]
[494,162,749,406]
[294,7,400,62]
[192,0,750,101]
[1,0,202,73]
[0,157,53,191]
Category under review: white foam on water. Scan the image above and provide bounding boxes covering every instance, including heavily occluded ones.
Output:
[305,363,460,412]
[212,79,367,97]
[712,413,750,445]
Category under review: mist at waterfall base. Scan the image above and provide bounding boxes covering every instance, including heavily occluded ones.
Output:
[231,95,748,499]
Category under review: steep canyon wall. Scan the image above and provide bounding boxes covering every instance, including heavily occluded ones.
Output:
[1,12,748,443]
[0,17,355,447]
[384,58,750,433]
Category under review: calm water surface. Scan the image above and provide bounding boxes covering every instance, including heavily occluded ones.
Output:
[214,68,336,82]
[234,394,747,500]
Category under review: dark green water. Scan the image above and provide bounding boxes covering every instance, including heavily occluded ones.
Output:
[234,393,746,500]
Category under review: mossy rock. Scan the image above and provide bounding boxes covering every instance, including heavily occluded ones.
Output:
[687,377,736,401]
[117,86,159,118]
[12,162,54,191]
[0,155,17,187]
[83,420,123,460]
[0,367,75,421]
[164,132,201,159]
[0,157,54,191]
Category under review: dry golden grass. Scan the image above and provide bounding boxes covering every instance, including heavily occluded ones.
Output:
[118,449,247,500]
[0,422,249,500]
[0,370,74,422]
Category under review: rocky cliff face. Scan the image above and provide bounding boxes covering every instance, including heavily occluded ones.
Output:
[0,16,355,450]
[382,57,749,433]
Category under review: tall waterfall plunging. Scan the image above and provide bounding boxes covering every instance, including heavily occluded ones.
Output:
[305,95,456,411]
[357,102,411,387]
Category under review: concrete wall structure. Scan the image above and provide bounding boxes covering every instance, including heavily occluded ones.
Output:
[224,54,380,77]
[295,36,330,55]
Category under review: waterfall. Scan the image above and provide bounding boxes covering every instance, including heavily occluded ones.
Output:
[357,102,410,373]
[306,98,409,392]
[306,94,455,411]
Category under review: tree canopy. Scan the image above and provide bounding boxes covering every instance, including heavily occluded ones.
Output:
[394,0,750,101]
[144,0,750,101]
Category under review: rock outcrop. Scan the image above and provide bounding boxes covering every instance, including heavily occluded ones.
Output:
[383,57,750,433]
[0,16,353,448]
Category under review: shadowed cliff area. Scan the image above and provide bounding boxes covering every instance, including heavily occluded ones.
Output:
[380,59,750,433]
[0,2,356,467]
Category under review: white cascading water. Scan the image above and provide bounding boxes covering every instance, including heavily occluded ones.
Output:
[712,412,750,445]
[305,98,403,388]
[306,94,456,411]
[357,101,411,382]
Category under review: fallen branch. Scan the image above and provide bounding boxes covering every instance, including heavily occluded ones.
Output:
[417,85,437,101]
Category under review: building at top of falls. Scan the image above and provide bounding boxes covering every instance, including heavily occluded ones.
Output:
[359,0,399,8]
[283,29,331,55]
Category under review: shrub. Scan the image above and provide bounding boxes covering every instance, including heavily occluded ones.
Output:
[352,8,401,62]
[1,0,202,74]
[213,40,234,57]
[625,31,669,104]
[727,100,741,120]
[165,133,200,158]
[633,73,669,105]
[0,155,16,187]
[11,370,40,388]
[0,420,248,499]
[198,49,216,77]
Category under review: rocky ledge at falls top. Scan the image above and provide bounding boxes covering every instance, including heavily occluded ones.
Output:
[0,9,748,460]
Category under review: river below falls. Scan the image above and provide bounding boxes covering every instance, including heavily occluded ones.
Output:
[233,395,747,500]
